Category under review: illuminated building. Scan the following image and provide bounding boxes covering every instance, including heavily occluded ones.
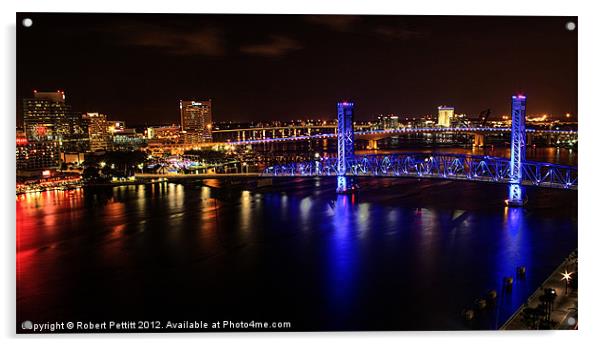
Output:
[108,121,126,134]
[23,90,70,141]
[180,100,212,143]
[112,129,146,151]
[451,113,468,127]
[145,125,183,157]
[60,152,85,165]
[16,136,60,173]
[146,125,181,142]
[62,111,90,152]
[437,106,454,127]
[377,115,400,129]
[82,112,110,151]
[23,90,90,152]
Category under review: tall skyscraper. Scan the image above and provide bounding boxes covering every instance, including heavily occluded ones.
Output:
[180,100,212,143]
[437,106,454,127]
[82,112,110,151]
[22,90,90,152]
[23,91,71,141]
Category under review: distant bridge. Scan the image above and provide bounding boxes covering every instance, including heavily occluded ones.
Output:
[148,126,576,153]
[222,126,576,146]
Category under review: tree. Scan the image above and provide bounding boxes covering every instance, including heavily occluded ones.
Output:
[82,166,100,181]
[538,288,558,329]
[521,307,543,329]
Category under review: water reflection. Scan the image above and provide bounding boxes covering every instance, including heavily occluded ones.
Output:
[327,195,359,323]
[492,207,534,327]
[240,190,252,231]
[16,177,576,330]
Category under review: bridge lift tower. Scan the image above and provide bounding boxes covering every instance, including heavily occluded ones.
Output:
[336,101,356,194]
[506,94,527,207]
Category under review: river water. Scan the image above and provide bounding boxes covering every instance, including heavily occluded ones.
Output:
[16,147,577,331]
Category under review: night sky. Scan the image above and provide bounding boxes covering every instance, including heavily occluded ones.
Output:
[16,13,577,125]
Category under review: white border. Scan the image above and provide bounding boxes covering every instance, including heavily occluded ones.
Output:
[2,0,601,346]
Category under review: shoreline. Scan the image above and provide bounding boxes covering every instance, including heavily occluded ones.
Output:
[500,250,578,330]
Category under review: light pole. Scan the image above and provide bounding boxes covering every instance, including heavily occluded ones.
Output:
[560,269,573,295]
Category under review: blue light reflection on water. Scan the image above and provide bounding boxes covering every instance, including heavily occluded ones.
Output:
[326,195,359,327]
[16,179,576,330]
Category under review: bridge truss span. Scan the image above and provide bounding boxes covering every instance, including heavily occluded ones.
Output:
[261,153,577,190]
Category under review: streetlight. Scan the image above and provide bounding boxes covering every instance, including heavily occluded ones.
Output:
[560,269,573,294]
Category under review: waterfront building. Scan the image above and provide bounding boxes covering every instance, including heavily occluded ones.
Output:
[146,125,181,142]
[377,114,401,130]
[451,113,468,127]
[108,121,126,134]
[112,128,146,151]
[60,152,85,165]
[23,90,71,141]
[83,112,110,152]
[180,100,212,143]
[62,112,90,152]
[16,136,60,173]
[437,106,454,127]
[23,90,90,152]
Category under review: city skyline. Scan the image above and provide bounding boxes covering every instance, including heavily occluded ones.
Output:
[16,88,578,129]
[15,12,579,334]
[17,13,577,124]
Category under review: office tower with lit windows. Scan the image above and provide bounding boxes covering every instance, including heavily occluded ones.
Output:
[23,90,90,152]
[63,110,90,152]
[108,121,126,134]
[437,106,454,127]
[16,134,60,172]
[23,90,71,141]
[82,112,110,151]
[180,100,212,143]
[378,114,400,129]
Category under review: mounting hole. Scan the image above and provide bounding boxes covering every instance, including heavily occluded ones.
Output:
[566,21,576,31]
[22,18,33,27]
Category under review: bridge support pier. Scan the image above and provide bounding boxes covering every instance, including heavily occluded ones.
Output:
[473,133,485,147]
[506,95,527,207]
[368,139,379,150]
[336,101,355,194]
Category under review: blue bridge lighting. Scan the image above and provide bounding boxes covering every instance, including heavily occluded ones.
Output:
[261,96,578,204]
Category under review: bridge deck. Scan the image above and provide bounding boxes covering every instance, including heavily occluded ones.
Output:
[261,153,577,190]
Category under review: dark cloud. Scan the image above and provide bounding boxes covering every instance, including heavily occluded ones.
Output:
[305,15,361,32]
[17,14,577,123]
[104,21,225,56]
[240,35,303,57]
[373,26,427,40]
